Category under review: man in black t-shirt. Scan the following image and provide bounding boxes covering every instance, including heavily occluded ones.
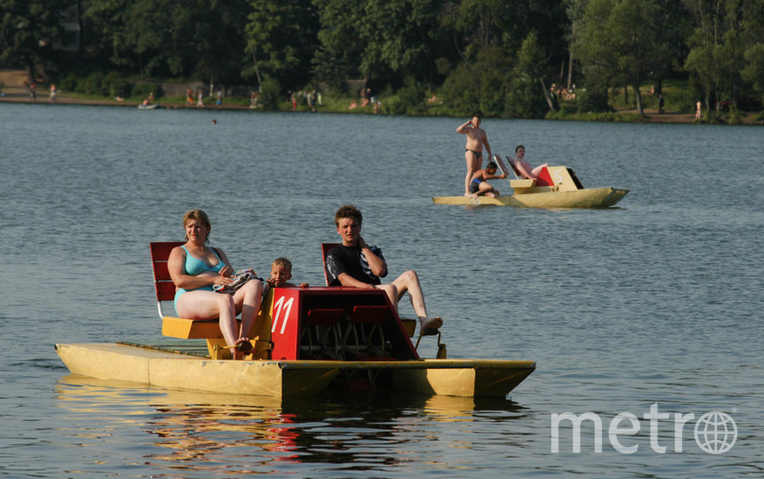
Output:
[326,205,443,333]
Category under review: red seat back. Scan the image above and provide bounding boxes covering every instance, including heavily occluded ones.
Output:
[150,241,183,303]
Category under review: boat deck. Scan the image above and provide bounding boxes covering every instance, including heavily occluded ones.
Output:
[55,342,536,398]
[118,339,210,357]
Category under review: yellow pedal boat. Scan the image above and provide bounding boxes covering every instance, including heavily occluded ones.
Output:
[433,162,629,208]
[56,247,535,399]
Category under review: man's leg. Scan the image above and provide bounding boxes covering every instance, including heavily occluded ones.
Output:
[390,270,442,330]
[464,151,481,196]
[375,284,399,314]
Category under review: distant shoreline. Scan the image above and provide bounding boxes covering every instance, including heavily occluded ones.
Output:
[0,92,712,123]
[2,71,760,125]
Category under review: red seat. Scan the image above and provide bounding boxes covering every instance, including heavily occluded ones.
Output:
[150,241,184,319]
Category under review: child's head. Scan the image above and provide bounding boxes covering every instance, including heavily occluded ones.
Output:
[270,257,293,287]
[486,161,498,174]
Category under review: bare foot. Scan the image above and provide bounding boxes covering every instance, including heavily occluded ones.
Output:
[419,316,443,335]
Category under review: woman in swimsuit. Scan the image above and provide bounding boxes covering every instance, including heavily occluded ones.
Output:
[456,112,492,197]
[167,209,264,357]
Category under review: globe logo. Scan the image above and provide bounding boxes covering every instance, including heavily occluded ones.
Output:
[694,411,737,454]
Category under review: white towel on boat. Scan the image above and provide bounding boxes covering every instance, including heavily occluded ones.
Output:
[213,268,262,294]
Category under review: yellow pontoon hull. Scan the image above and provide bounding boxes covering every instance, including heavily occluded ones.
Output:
[432,187,629,208]
[55,343,535,399]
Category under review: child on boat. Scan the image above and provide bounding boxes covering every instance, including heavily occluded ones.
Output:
[267,257,309,288]
[469,161,506,198]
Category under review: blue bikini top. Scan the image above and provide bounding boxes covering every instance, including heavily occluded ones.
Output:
[182,245,225,276]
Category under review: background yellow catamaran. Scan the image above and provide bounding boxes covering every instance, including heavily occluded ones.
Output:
[433,156,629,208]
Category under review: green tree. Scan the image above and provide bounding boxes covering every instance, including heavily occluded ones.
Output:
[682,0,747,114]
[515,31,558,111]
[440,44,512,116]
[244,0,318,90]
[573,0,672,115]
[84,0,132,68]
[312,0,366,83]
[0,0,73,83]
[573,0,671,115]
[441,0,519,59]
[313,0,447,88]
[362,0,446,81]
[737,0,764,105]
[87,0,249,83]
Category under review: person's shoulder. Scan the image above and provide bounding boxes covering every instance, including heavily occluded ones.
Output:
[327,245,351,260]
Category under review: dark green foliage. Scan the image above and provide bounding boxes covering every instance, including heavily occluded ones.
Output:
[131,82,162,99]
[311,49,352,94]
[5,0,763,117]
[576,85,611,113]
[257,76,281,110]
[505,74,548,118]
[0,0,73,82]
[102,72,128,97]
[439,45,513,117]
[81,72,105,95]
[387,77,426,115]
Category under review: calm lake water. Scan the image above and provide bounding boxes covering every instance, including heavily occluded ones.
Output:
[1,102,762,478]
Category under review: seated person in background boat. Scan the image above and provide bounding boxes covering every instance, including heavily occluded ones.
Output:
[469,161,506,198]
[267,257,308,288]
[168,209,264,358]
[512,145,548,180]
[456,112,492,197]
[326,205,443,333]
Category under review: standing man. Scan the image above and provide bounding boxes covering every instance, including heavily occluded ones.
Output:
[326,205,443,334]
[456,112,492,197]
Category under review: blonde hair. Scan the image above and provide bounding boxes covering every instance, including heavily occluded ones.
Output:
[271,257,292,271]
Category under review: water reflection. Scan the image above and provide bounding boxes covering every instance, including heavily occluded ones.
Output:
[55,375,529,476]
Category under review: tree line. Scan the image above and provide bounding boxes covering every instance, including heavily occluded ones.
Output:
[2,0,763,117]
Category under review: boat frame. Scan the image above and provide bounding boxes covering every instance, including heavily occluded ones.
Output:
[432,162,629,208]
[56,280,535,399]
[55,342,536,398]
